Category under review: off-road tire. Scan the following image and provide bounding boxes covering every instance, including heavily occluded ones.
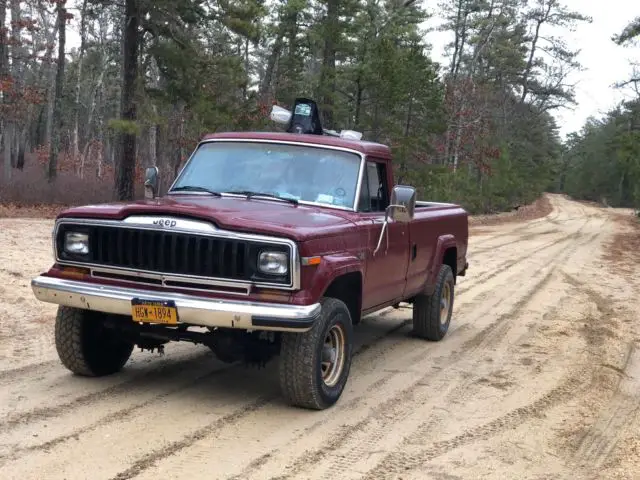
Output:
[279,297,353,410]
[54,306,134,376]
[412,264,455,341]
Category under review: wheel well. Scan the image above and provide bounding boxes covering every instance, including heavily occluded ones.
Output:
[322,272,362,325]
[443,247,457,282]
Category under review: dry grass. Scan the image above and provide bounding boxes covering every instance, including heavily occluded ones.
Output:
[602,211,640,276]
[468,194,553,227]
[1,165,555,226]
[0,162,146,218]
[0,203,66,219]
[0,164,117,205]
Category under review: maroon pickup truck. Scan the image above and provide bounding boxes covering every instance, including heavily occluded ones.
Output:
[32,98,469,410]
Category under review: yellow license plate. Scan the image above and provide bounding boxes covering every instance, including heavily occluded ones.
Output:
[131,299,178,324]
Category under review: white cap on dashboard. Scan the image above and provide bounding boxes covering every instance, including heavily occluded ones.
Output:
[270,105,292,125]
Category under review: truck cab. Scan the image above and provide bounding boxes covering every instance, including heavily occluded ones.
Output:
[31,98,469,410]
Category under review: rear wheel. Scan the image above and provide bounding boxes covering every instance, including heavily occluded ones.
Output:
[279,297,353,410]
[55,306,134,376]
[412,264,455,341]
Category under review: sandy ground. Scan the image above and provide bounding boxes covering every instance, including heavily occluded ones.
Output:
[1,194,639,480]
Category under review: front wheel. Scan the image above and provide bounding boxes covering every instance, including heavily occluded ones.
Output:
[412,264,455,341]
[279,297,353,410]
[55,306,134,376]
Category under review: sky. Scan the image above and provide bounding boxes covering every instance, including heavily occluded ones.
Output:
[62,0,640,141]
[423,0,640,139]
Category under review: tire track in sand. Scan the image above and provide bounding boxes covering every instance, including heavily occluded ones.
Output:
[109,395,274,480]
[448,218,599,345]
[0,315,411,471]
[2,195,624,480]
[457,229,578,297]
[98,318,412,480]
[243,226,598,480]
[0,360,59,383]
[0,366,231,463]
[0,350,218,433]
[571,344,640,470]
[456,212,603,309]
[353,214,609,479]
[361,372,587,480]
[257,210,604,479]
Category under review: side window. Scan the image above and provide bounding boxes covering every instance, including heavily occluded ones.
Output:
[358,160,389,212]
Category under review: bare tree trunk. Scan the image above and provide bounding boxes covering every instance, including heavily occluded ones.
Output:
[171,102,186,178]
[521,3,552,103]
[444,1,472,166]
[259,31,284,103]
[73,0,88,169]
[0,0,7,168]
[3,123,11,181]
[404,95,413,137]
[8,0,21,168]
[149,106,157,167]
[115,0,139,200]
[319,0,338,127]
[242,36,250,98]
[146,56,160,168]
[11,119,18,167]
[0,0,6,77]
[452,113,463,172]
[47,0,66,182]
[45,66,55,146]
[42,4,61,149]
[17,17,58,170]
[79,61,106,178]
[354,78,363,127]
[452,1,470,80]
[14,129,23,169]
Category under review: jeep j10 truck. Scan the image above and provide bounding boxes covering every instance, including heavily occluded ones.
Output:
[31,98,469,410]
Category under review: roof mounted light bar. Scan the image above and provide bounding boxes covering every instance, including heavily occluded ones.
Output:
[270,98,363,141]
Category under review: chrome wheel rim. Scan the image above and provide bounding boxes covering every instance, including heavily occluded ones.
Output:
[440,282,451,325]
[321,324,346,387]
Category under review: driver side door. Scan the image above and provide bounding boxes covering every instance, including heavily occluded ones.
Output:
[358,159,409,311]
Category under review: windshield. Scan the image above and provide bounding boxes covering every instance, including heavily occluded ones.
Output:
[171,141,363,209]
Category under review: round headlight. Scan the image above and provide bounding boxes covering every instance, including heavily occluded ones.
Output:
[258,251,288,275]
[64,232,89,255]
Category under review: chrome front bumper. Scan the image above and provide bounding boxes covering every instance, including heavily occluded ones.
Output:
[31,276,321,332]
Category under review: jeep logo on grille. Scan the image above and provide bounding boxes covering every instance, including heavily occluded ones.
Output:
[152,219,177,228]
[124,216,217,233]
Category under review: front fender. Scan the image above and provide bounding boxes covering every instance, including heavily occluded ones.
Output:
[302,253,364,303]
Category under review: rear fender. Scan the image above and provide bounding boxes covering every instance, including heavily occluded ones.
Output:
[423,235,457,295]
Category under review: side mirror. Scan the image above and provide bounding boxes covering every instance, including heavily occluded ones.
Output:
[388,185,416,223]
[144,166,159,199]
[373,185,417,256]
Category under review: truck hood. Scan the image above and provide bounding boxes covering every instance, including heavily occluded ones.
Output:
[57,195,356,242]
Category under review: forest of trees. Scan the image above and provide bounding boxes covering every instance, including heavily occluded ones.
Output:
[0,1,637,214]
[560,16,640,210]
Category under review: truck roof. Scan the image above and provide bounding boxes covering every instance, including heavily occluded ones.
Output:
[201,131,392,159]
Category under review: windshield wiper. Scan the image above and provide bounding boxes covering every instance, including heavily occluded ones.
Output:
[171,185,222,196]
[225,190,298,205]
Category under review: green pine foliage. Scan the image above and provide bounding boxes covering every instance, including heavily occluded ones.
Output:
[11,0,637,215]
[562,101,640,209]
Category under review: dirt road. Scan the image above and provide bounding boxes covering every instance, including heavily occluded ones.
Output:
[1,194,639,480]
